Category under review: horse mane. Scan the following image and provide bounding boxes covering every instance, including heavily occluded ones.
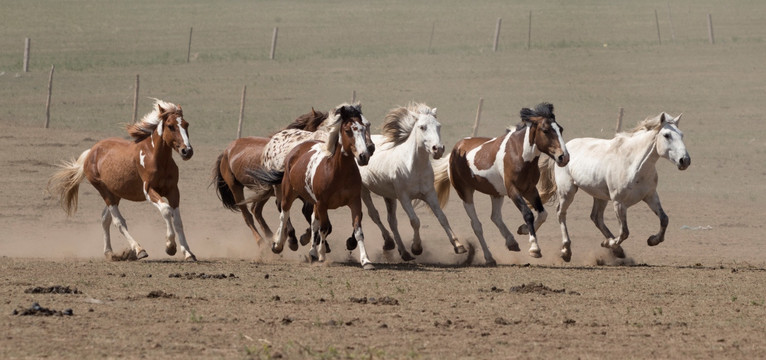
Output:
[126,99,180,142]
[325,102,362,155]
[381,102,434,145]
[610,113,667,149]
[509,102,555,133]
[284,108,329,131]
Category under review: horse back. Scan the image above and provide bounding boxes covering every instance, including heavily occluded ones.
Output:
[84,137,144,202]
[449,136,508,198]
[225,136,270,185]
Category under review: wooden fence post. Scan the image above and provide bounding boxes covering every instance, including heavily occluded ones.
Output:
[187,27,193,63]
[707,14,715,44]
[667,2,676,41]
[44,65,54,128]
[472,98,484,137]
[23,38,31,72]
[655,9,662,45]
[132,74,140,123]
[352,90,356,103]
[527,11,532,50]
[270,27,279,60]
[428,22,435,53]
[493,18,502,52]
[615,107,624,133]
[237,85,247,139]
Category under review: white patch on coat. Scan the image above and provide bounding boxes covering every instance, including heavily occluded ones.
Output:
[139,150,146,168]
[466,130,514,195]
[521,125,540,162]
[303,143,325,202]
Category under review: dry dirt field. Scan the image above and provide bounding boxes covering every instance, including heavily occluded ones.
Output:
[2,0,766,359]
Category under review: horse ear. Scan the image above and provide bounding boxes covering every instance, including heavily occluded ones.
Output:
[432,108,437,116]
[157,104,166,116]
[674,113,683,125]
[659,112,668,124]
[311,107,317,117]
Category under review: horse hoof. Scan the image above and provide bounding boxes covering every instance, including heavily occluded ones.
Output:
[612,246,626,258]
[647,235,663,247]
[561,250,572,263]
[325,241,332,253]
[382,240,396,251]
[529,249,542,258]
[165,244,177,256]
[346,236,358,251]
[362,263,376,270]
[299,232,311,246]
[288,239,299,252]
[517,224,529,235]
[136,250,148,260]
[454,244,467,254]
[411,244,424,256]
[401,252,415,262]
[506,241,521,252]
[485,259,498,267]
[185,254,197,262]
[271,243,283,254]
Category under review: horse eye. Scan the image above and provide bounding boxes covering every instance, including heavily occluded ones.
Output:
[168,125,176,131]
[420,125,427,131]
[664,133,671,139]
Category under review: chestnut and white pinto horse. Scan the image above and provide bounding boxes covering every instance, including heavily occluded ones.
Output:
[48,99,196,261]
[358,103,467,261]
[434,103,569,266]
[252,104,376,269]
[531,112,690,261]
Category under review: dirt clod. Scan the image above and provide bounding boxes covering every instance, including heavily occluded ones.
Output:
[147,290,175,298]
[24,285,81,294]
[169,272,237,279]
[510,282,567,295]
[13,302,73,316]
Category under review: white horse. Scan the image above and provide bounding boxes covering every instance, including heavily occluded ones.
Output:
[528,112,690,261]
[358,103,467,261]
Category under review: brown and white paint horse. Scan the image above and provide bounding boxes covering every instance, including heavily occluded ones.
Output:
[212,109,329,245]
[251,103,376,269]
[433,102,569,265]
[48,99,196,261]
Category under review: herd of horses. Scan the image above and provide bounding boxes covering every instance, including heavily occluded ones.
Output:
[48,99,690,269]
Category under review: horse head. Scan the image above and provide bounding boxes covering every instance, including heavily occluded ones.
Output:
[413,105,445,159]
[520,102,569,167]
[157,104,193,161]
[655,113,690,170]
[334,103,374,166]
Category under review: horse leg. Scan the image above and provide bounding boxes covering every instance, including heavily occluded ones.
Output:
[273,188,299,250]
[299,200,314,247]
[489,196,520,252]
[604,201,630,254]
[591,198,623,257]
[461,193,496,266]
[233,185,264,245]
[397,193,426,256]
[101,206,114,259]
[361,188,395,251]
[509,193,541,258]
[644,191,668,246]
[424,190,467,254]
[384,197,415,261]
[350,198,374,270]
[170,207,196,261]
[313,204,331,263]
[555,187,578,262]
[251,200,273,239]
[106,204,147,260]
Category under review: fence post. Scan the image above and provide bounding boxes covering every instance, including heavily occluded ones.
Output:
[655,9,662,45]
[707,14,715,44]
[667,2,676,41]
[23,38,31,72]
[493,18,502,52]
[428,22,435,53]
[615,107,624,133]
[132,74,140,123]
[527,11,532,50]
[44,65,54,128]
[472,98,484,137]
[352,90,356,103]
[237,85,247,139]
[186,27,193,63]
[270,27,279,60]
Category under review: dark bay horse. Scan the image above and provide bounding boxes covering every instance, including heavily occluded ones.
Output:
[48,99,197,261]
[251,103,376,269]
[432,103,569,265]
[212,109,328,245]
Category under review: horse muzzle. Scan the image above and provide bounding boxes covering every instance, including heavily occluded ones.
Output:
[677,155,690,170]
[180,147,194,160]
[555,152,570,167]
[432,144,446,159]
[356,152,371,166]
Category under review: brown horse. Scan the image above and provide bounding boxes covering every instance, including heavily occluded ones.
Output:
[432,103,569,266]
[251,103,376,269]
[212,109,328,245]
[48,99,197,261]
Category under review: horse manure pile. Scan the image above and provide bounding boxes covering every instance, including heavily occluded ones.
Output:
[348,296,399,305]
[12,302,73,316]
[168,272,237,280]
[509,282,580,295]
[147,290,176,299]
[24,285,81,294]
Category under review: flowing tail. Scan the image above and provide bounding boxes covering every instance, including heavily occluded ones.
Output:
[212,152,238,211]
[431,154,451,209]
[47,149,90,216]
[248,167,285,186]
[537,155,558,204]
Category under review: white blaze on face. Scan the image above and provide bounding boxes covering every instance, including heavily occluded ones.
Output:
[521,125,540,162]
[551,122,568,158]
[139,150,146,168]
[467,130,514,196]
[350,120,368,158]
[178,117,191,148]
[304,143,324,202]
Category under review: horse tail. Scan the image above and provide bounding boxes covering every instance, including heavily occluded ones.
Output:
[249,167,284,186]
[537,155,558,204]
[431,154,451,209]
[212,152,239,211]
[47,149,90,216]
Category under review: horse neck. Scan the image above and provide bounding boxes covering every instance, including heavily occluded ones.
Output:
[142,131,174,165]
[621,129,660,176]
[506,127,539,170]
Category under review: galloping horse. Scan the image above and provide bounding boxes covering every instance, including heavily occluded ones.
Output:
[358,102,466,261]
[433,103,569,265]
[530,112,690,261]
[212,109,328,245]
[252,103,376,269]
[48,99,197,261]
